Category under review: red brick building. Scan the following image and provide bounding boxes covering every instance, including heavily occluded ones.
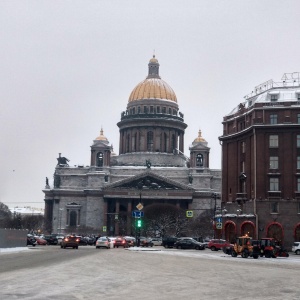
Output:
[219,73,300,248]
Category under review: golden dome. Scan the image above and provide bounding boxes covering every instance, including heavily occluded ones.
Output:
[95,128,108,142]
[149,55,158,63]
[193,130,206,143]
[128,56,177,103]
[129,78,177,102]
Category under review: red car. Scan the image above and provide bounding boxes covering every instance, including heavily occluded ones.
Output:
[208,239,232,251]
[114,236,127,248]
[35,237,48,245]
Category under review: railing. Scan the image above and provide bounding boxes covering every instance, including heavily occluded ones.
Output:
[120,112,184,122]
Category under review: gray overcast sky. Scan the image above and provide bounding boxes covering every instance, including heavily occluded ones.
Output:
[1,0,299,209]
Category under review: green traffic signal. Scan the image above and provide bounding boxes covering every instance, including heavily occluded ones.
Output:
[137,219,142,227]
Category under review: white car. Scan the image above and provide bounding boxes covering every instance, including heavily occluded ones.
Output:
[96,236,114,249]
[152,238,162,246]
[292,242,300,255]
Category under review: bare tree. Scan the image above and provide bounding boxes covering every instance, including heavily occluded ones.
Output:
[143,204,188,237]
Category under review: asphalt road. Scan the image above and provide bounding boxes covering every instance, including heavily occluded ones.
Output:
[0,246,299,300]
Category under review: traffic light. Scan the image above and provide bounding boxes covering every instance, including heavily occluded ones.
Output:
[137,219,142,228]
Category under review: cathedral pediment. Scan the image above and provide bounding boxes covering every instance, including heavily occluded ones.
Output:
[103,171,193,191]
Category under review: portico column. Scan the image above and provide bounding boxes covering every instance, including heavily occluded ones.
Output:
[115,200,120,235]
[127,201,132,235]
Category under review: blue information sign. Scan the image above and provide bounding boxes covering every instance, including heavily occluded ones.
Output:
[132,211,144,218]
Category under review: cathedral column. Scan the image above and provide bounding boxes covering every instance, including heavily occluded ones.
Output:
[127,201,132,235]
[179,132,184,153]
[115,200,120,235]
[119,131,123,154]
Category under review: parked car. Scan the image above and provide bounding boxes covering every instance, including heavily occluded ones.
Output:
[96,236,113,249]
[55,235,65,245]
[35,237,48,245]
[27,235,37,247]
[44,235,58,245]
[162,236,178,248]
[61,235,80,249]
[114,236,127,248]
[208,239,232,251]
[152,238,162,246]
[139,237,154,247]
[124,236,135,247]
[292,242,300,255]
[174,239,205,250]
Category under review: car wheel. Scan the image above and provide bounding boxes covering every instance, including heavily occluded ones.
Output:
[196,246,200,250]
[61,245,63,248]
[96,246,99,249]
[211,246,216,251]
[76,246,78,249]
[296,249,300,255]
[231,251,237,257]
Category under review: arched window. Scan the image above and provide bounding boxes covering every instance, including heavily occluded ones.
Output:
[147,131,153,151]
[97,152,103,167]
[196,154,203,167]
[164,133,167,152]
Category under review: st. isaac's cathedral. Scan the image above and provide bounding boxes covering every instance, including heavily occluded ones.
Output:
[43,56,221,235]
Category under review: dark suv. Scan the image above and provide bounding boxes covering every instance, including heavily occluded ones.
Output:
[61,235,80,249]
[162,237,178,248]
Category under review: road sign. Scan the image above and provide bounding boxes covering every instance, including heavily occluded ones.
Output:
[102,226,107,232]
[136,203,144,210]
[216,217,222,223]
[132,211,144,218]
[216,222,222,229]
[186,210,193,218]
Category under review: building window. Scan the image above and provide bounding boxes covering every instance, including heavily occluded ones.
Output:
[297,94,300,101]
[137,106,141,114]
[269,135,278,148]
[168,108,172,114]
[196,154,203,167]
[97,152,103,167]
[270,156,278,169]
[157,106,160,113]
[270,114,278,124]
[162,107,166,114]
[132,107,135,114]
[173,109,177,115]
[297,114,300,124]
[271,94,278,102]
[298,202,300,214]
[297,178,300,192]
[270,202,279,213]
[241,141,245,153]
[297,135,300,147]
[297,157,300,169]
[144,106,148,113]
[270,178,279,191]
[150,106,154,113]
[147,131,153,151]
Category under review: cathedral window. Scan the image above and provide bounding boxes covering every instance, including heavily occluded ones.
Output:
[196,154,203,167]
[297,135,300,148]
[138,106,141,114]
[132,107,135,114]
[147,131,154,151]
[157,106,160,113]
[69,211,78,226]
[168,108,172,114]
[97,152,103,167]
[297,157,300,169]
[150,106,154,113]
[162,107,166,114]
